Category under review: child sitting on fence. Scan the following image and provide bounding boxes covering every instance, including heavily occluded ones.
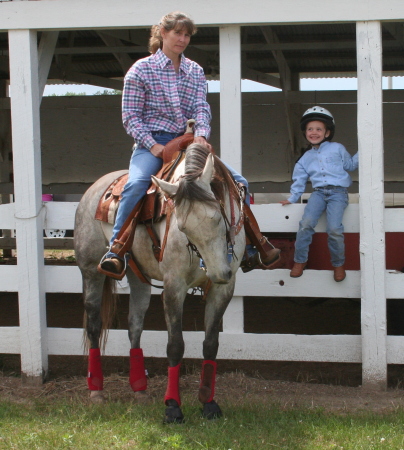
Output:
[280,106,358,282]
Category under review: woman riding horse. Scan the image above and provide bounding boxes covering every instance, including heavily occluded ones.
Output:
[98,11,280,280]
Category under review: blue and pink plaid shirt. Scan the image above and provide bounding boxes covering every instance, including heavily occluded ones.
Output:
[122,48,212,150]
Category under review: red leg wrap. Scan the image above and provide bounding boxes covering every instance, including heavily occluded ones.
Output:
[87,348,103,391]
[164,363,181,406]
[199,360,217,403]
[129,348,147,392]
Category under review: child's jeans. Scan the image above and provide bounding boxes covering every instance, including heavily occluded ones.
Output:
[294,186,349,267]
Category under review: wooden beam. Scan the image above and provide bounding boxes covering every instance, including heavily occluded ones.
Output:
[0,82,12,258]
[260,26,300,165]
[8,29,48,383]
[261,26,292,90]
[97,32,134,74]
[241,66,281,89]
[10,179,404,196]
[0,237,74,250]
[383,23,404,47]
[99,29,150,45]
[219,25,242,174]
[2,0,404,31]
[48,66,124,90]
[38,31,59,100]
[3,39,393,57]
[357,21,386,390]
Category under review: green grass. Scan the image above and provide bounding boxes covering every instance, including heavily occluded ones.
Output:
[1,398,404,449]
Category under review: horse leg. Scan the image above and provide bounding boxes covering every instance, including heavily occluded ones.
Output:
[82,272,107,403]
[161,285,187,424]
[199,283,235,419]
[126,270,151,402]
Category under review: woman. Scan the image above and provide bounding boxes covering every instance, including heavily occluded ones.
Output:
[99,11,278,277]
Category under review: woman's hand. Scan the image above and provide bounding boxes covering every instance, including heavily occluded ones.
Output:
[150,143,165,159]
[194,136,212,152]
[280,200,292,206]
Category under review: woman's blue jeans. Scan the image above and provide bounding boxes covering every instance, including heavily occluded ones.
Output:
[109,132,248,247]
[294,186,349,267]
[109,131,176,247]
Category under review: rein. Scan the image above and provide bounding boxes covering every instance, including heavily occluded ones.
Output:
[186,178,245,265]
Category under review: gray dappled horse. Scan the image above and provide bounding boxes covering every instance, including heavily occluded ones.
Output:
[74,143,246,422]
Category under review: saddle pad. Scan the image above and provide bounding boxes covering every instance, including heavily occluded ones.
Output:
[94,173,128,224]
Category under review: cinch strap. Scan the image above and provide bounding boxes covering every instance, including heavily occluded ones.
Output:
[129,348,147,392]
[164,363,181,406]
[87,348,103,391]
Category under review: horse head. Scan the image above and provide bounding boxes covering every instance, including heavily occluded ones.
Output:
[152,144,244,284]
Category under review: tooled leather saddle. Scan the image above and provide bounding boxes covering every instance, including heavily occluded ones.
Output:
[95,122,196,227]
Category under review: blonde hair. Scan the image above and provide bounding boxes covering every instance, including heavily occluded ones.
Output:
[148,11,197,54]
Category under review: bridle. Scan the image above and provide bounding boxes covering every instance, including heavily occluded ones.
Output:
[184,179,245,267]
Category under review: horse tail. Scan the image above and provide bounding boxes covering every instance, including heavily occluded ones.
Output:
[82,276,119,354]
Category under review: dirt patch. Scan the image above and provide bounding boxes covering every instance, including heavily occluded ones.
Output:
[1,371,404,414]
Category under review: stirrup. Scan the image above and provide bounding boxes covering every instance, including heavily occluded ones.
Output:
[240,248,281,273]
[97,252,129,280]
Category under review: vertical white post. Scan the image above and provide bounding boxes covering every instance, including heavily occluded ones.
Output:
[222,296,244,333]
[219,26,244,335]
[8,30,47,383]
[356,21,386,389]
[219,25,242,173]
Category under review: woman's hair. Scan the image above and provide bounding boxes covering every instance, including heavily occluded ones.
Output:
[148,11,197,54]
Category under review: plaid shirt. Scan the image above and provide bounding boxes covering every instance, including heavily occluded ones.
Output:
[122,49,211,150]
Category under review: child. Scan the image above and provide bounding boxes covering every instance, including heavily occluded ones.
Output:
[280,106,358,282]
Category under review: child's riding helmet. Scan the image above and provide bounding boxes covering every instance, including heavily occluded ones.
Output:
[300,106,335,140]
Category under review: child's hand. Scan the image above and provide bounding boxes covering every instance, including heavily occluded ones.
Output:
[280,200,291,206]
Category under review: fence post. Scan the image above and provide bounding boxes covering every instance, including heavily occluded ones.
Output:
[222,296,244,333]
[8,29,48,384]
[356,20,387,389]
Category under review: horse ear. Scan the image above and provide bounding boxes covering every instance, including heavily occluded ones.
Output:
[199,153,215,187]
[151,175,179,198]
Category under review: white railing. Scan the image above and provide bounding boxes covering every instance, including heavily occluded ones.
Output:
[1,201,404,366]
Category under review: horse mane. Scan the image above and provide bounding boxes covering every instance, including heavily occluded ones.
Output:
[175,143,240,212]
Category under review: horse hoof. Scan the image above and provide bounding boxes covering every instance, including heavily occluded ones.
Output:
[133,390,151,404]
[202,400,222,420]
[164,405,185,424]
[90,390,105,404]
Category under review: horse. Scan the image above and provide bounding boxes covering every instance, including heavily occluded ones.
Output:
[74,143,246,423]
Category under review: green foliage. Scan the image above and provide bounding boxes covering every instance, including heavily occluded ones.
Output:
[94,89,122,96]
[49,92,88,97]
[48,89,122,97]
[1,398,404,449]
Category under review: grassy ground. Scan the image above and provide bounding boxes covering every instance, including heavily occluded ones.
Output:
[2,372,404,450]
[1,395,404,449]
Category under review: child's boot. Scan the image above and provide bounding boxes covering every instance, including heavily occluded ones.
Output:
[290,262,306,278]
[333,265,346,282]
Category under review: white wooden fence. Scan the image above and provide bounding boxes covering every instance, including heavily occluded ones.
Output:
[1,201,404,381]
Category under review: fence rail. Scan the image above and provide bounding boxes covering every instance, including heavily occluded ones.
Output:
[1,202,403,367]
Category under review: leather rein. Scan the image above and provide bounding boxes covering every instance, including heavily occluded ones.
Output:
[186,178,245,266]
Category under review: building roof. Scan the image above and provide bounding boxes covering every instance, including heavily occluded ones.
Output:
[1,22,404,89]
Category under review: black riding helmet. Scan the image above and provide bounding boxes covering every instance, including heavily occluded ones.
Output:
[300,106,335,141]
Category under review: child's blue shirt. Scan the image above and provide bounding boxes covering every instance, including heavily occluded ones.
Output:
[288,141,358,203]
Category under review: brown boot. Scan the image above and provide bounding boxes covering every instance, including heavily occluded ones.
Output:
[240,247,281,273]
[262,248,281,266]
[290,262,307,278]
[333,265,346,282]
